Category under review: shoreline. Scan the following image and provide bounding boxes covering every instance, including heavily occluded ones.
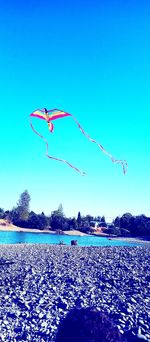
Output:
[0,225,88,236]
[0,224,150,243]
[111,236,150,244]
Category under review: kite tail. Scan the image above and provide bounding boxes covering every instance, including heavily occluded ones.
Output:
[70,115,128,174]
[30,117,86,176]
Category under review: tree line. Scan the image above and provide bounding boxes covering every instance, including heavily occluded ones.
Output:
[0,190,95,233]
[0,190,150,237]
[112,213,150,237]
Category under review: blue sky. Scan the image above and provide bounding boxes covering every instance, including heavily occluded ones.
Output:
[0,0,150,219]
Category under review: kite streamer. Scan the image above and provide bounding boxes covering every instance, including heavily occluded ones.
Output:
[30,108,128,175]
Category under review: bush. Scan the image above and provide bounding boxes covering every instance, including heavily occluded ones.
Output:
[106,226,121,236]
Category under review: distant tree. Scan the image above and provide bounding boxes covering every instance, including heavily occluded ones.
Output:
[52,204,64,218]
[57,204,64,216]
[62,221,69,231]
[101,216,105,223]
[17,190,31,222]
[106,225,121,236]
[133,215,148,236]
[79,217,91,233]
[0,208,5,219]
[145,220,150,236]
[77,212,81,227]
[95,216,101,221]
[28,211,40,229]
[51,215,64,230]
[119,213,134,234]
[27,211,48,230]
[90,221,96,228]
[38,212,49,230]
[99,221,107,228]
[7,208,20,225]
[3,210,10,220]
[50,204,66,231]
[67,218,77,230]
[85,215,93,222]
[80,223,92,234]
[116,213,150,237]
[114,216,120,227]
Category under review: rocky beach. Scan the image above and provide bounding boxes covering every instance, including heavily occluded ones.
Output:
[0,244,150,341]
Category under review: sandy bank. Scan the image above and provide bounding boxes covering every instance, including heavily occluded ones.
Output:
[0,225,55,234]
[0,222,87,236]
[63,230,88,236]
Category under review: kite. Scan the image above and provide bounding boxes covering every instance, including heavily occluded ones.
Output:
[30,108,128,175]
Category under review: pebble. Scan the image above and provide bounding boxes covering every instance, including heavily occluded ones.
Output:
[0,244,150,341]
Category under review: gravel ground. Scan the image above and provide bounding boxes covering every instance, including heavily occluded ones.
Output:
[0,244,150,342]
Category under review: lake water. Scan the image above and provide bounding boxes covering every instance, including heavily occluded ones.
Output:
[0,231,141,247]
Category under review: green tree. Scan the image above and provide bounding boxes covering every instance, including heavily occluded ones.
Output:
[50,215,64,230]
[133,215,147,236]
[38,212,49,230]
[17,190,31,222]
[52,204,64,217]
[50,204,65,231]
[106,225,121,236]
[0,208,4,219]
[120,213,135,234]
[7,208,20,225]
[27,211,48,230]
[114,213,150,237]
[101,216,105,223]
[80,221,92,234]
[67,217,77,230]
[145,221,150,236]
[77,212,81,227]
[57,203,64,216]
[114,216,120,228]
[28,211,41,229]
[84,215,93,223]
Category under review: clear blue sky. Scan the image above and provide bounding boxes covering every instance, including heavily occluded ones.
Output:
[0,0,150,220]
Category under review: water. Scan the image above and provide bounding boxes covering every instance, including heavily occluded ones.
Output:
[0,231,141,246]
